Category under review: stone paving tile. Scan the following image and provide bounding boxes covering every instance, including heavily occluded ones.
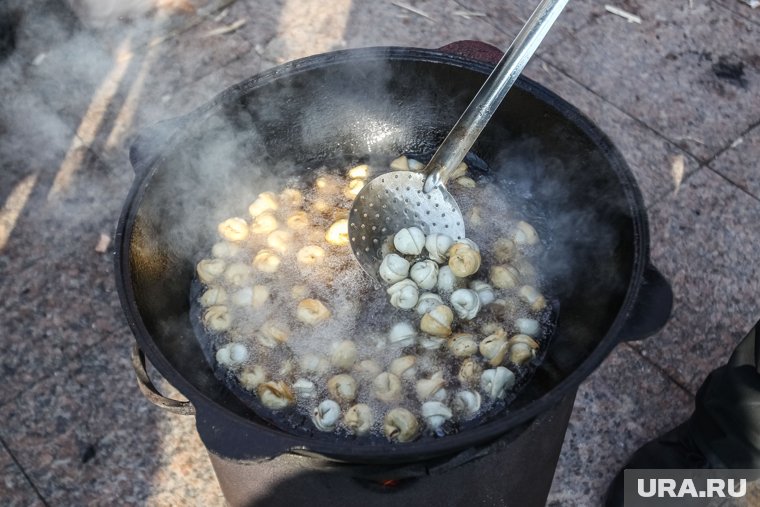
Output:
[709,121,760,200]
[547,344,693,506]
[544,0,760,162]
[628,167,760,393]
[450,0,601,52]
[0,332,221,506]
[714,0,760,26]
[0,138,132,405]
[523,58,700,208]
[231,0,507,66]
[22,13,252,163]
[340,0,506,52]
[0,444,45,507]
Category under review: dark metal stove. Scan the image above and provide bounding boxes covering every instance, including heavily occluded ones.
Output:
[207,394,575,507]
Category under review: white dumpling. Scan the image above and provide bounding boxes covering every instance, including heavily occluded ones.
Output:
[257,381,294,410]
[211,241,241,258]
[292,378,317,400]
[203,305,232,332]
[253,249,281,273]
[296,299,332,325]
[415,292,444,315]
[325,219,349,246]
[389,355,417,380]
[344,404,373,435]
[217,217,249,242]
[512,220,539,246]
[330,340,358,370]
[372,372,403,403]
[436,266,462,293]
[419,305,454,337]
[450,288,481,320]
[387,279,419,310]
[388,322,417,347]
[251,212,279,235]
[421,401,453,431]
[425,233,454,264]
[200,287,227,307]
[515,318,540,337]
[480,366,515,399]
[296,245,326,266]
[248,192,279,217]
[312,399,341,431]
[197,258,226,284]
[378,254,410,284]
[327,374,358,403]
[393,227,425,255]
[215,342,249,367]
[452,390,481,418]
[415,371,447,402]
[410,260,439,290]
[267,229,293,254]
[469,280,495,306]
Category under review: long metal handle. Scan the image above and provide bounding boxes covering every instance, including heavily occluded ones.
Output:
[423,0,569,192]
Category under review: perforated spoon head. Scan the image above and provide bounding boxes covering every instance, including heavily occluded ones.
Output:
[348,171,466,280]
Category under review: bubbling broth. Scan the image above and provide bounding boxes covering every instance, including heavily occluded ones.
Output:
[189,153,556,443]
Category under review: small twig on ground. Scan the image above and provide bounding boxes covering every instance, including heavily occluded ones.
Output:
[678,135,706,146]
[670,154,685,194]
[604,5,642,24]
[213,7,229,22]
[95,233,111,253]
[203,18,247,37]
[452,10,487,20]
[391,1,435,21]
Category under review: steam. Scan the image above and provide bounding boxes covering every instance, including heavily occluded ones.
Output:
[1,0,633,438]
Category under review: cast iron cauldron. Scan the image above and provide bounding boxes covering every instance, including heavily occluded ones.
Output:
[116,42,672,466]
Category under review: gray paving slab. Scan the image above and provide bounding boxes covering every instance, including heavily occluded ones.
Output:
[0,445,44,507]
[714,0,760,25]
[544,0,760,162]
[21,13,251,165]
[709,121,760,200]
[449,0,600,52]
[0,333,222,505]
[524,58,700,208]
[547,344,693,506]
[629,167,760,393]
[0,133,131,405]
[243,0,508,65]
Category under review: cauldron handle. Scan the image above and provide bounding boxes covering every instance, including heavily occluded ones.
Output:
[438,40,504,66]
[131,344,196,416]
[617,264,673,342]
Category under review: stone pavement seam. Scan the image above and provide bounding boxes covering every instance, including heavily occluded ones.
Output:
[623,342,697,399]
[0,437,50,507]
[711,0,760,27]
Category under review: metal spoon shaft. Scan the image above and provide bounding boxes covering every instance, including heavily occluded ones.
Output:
[423,0,569,193]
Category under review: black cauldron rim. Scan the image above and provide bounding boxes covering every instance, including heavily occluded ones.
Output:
[115,44,672,464]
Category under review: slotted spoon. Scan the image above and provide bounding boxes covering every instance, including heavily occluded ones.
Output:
[349,0,568,280]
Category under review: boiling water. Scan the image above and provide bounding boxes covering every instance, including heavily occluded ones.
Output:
[189,152,556,443]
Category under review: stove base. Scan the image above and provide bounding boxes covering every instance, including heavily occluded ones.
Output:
[208,392,576,507]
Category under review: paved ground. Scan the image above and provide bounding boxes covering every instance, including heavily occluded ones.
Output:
[0,0,759,505]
